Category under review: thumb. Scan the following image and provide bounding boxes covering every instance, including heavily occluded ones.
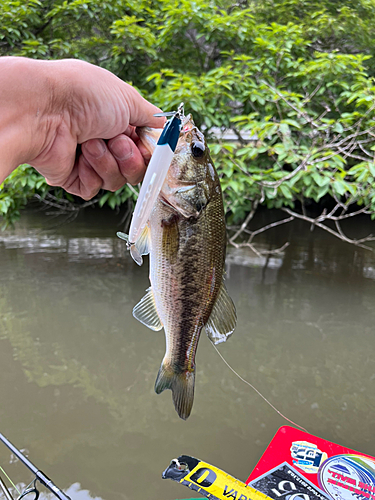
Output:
[124,83,166,129]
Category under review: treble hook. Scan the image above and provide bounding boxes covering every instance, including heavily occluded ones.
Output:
[153,102,185,120]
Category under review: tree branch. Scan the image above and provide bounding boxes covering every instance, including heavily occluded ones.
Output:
[281,207,375,251]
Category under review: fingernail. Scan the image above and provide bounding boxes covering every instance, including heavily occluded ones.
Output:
[110,137,134,161]
[84,139,106,158]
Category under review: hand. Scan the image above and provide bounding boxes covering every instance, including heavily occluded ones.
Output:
[0,57,165,199]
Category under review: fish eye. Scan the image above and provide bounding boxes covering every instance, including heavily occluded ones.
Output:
[191,141,205,158]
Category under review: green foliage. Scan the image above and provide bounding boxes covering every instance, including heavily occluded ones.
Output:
[0,165,49,227]
[1,0,375,226]
[253,0,375,69]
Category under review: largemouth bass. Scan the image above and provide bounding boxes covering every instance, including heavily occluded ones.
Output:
[122,115,236,420]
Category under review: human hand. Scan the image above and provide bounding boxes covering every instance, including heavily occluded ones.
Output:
[0,57,165,199]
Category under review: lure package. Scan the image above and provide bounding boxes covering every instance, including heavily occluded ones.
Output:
[164,427,375,500]
[162,455,270,500]
[247,426,375,500]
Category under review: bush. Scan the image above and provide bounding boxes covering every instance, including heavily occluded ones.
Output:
[1,0,375,235]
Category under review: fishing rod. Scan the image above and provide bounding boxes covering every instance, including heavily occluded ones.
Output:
[0,475,14,500]
[0,433,71,500]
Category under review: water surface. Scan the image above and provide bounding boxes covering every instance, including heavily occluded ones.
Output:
[0,208,375,500]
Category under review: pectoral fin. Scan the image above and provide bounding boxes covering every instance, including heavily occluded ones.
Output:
[205,282,237,345]
[117,225,150,266]
[133,287,163,331]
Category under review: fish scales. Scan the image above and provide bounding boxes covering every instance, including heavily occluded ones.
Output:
[129,115,236,419]
[150,182,225,368]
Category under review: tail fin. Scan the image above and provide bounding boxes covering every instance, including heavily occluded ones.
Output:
[155,363,195,420]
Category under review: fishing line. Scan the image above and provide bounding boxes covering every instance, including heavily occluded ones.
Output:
[211,343,308,432]
[0,465,21,494]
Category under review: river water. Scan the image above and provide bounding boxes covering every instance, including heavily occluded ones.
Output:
[0,208,375,500]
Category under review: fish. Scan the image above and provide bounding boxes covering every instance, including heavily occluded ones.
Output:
[122,115,236,420]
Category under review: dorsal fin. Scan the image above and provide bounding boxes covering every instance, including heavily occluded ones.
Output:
[133,287,163,331]
[205,282,236,345]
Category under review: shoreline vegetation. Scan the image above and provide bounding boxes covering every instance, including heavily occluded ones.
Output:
[1,0,375,253]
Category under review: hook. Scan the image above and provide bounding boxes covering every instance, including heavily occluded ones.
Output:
[153,102,185,120]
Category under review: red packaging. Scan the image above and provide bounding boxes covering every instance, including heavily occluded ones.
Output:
[247,426,375,500]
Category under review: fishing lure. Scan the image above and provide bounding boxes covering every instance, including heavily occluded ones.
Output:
[126,103,185,264]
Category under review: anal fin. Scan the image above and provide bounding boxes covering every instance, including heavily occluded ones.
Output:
[205,282,237,345]
[133,287,163,331]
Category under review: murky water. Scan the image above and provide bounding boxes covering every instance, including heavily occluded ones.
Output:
[1,208,375,500]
